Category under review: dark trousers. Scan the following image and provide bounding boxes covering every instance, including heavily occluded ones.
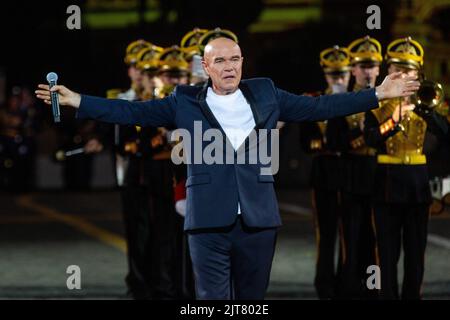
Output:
[337,192,376,299]
[372,203,429,300]
[121,160,178,299]
[147,193,178,299]
[312,188,339,299]
[174,214,196,299]
[121,186,153,299]
[188,216,277,300]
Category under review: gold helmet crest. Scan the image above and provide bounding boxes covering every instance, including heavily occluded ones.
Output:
[180,28,208,61]
[198,27,238,56]
[136,45,164,73]
[124,40,152,66]
[348,35,382,65]
[385,36,424,70]
[320,45,351,74]
[158,45,190,74]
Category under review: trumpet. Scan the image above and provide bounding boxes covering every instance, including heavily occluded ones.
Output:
[411,80,445,114]
[154,84,175,99]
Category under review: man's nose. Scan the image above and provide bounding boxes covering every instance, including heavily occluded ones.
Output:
[223,60,235,70]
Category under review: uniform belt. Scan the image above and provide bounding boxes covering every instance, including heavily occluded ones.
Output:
[377,154,426,165]
[349,148,377,156]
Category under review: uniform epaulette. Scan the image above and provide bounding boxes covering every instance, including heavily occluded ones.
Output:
[372,99,397,124]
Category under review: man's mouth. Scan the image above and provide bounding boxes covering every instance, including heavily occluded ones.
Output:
[223,75,235,80]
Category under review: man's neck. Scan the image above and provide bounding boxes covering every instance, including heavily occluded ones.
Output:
[211,84,239,96]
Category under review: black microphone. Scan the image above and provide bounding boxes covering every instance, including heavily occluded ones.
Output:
[46,72,61,123]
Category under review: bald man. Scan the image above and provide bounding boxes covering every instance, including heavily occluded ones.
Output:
[36,37,419,300]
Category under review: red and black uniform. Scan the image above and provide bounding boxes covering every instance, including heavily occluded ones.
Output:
[326,84,378,299]
[363,99,448,299]
[113,88,178,300]
[299,90,341,299]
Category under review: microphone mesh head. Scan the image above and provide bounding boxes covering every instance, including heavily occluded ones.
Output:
[46,72,58,83]
[55,150,65,161]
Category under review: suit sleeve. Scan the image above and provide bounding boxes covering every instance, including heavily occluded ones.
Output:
[76,92,177,128]
[276,87,379,122]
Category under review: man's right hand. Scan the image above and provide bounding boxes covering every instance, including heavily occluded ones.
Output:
[35,84,81,108]
[375,72,420,100]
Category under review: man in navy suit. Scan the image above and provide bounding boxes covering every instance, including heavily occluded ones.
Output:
[36,37,419,300]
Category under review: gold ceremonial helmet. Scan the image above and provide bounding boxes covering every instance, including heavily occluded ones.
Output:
[320,45,351,74]
[136,45,164,73]
[348,35,382,66]
[158,45,190,74]
[124,40,152,66]
[385,36,424,70]
[180,28,209,61]
[198,27,238,56]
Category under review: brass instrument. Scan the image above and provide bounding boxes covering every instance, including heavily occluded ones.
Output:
[155,84,175,99]
[365,76,372,89]
[411,80,445,114]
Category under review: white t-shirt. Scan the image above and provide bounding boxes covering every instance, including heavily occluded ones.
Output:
[206,87,256,214]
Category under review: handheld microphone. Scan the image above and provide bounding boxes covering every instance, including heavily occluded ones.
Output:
[55,148,85,161]
[46,72,61,123]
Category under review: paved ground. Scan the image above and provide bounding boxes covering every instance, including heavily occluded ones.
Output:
[0,188,449,299]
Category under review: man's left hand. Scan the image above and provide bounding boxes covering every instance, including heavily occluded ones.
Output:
[375,72,420,100]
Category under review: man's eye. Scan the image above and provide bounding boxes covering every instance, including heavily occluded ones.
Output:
[215,60,224,63]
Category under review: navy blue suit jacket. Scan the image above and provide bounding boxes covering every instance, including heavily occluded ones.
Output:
[77,78,378,231]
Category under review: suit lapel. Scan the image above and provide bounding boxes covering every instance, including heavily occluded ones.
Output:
[196,83,234,151]
[196,80,276,155]
[238,81,275,153]
[239,82,261,128]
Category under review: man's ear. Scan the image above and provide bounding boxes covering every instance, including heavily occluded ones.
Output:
[201,59,209,76]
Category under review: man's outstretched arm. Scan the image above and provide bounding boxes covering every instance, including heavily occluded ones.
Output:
[35,84,176,128]
[277,72,420,122]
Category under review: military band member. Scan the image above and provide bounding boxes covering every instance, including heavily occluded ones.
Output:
[327,36,382,299]
[299,45,350,299]
[149,45,194,299]
[136,44,164,100]
[111,39,159,299]
[363,37,447,299]
[120,40,151,101]
[180,28,209,85]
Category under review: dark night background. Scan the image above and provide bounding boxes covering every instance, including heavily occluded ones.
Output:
[0,0,401,95]
[0,0,448,188]
[0,0,450,301]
